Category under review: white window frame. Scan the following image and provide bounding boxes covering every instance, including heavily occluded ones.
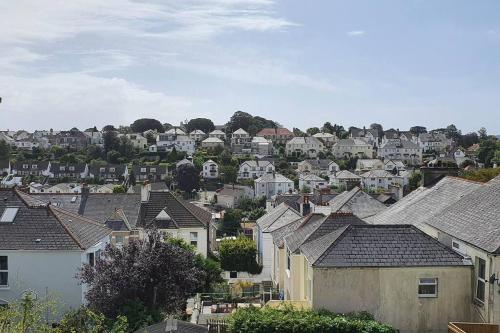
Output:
[418,277,438,298]
[476,257,486,303]
[0,256,8,288]
[190,232,198,248]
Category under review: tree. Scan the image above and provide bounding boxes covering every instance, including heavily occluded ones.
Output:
[410,126,427,135]
[78,230,205,319]
[306,127,320,136]
[220,209,242,236]
[103,131,119,153]
[226,111,277,135]
[293,128,306,137]
[57,308,128,333]
[322,122,335,134]
[0,140,11,160]
[219,237,262,274]
[106,150,121,164]
[185,118,215,134]
[176,163,199,193]
[130,118,164,133]
[220,165,237,184]
[408,171,422,192]
[460,132,479,148]
[113,185,127,193]
[445,124,461,142]
[477,138,499,167]
[370,123,384,138]
[102,125,117,132]
[478,127,488,141]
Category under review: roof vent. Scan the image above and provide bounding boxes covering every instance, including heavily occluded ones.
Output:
[35,238,41,243]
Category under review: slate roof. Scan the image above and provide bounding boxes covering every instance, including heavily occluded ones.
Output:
[49,163,86,175]
[361,169,400,179]
[287,136,323,146]
[328,187,386,219]
[299,174,325,181]
[350,127,379,138]
[273,194,303,212]
[335,139,371,147]
[300,159,333,170]
[138,191,211,229]
[133,165,167,174]
[89,164,127,175]
[256,202,302,232]
[202,137,224,143]
[257,128,293,137]
[310,225,471,267]
[332,170,361,180]
[0,188,110,251]
[270,217,303,248]
[425,176,500,253]
[255,173,293,184]
[13,160,50,171]
[284,213,327,253]
[380,140,420,149]
[366,177,483,228]
[134,320,208,333]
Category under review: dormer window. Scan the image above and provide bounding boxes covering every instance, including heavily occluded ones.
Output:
[32,165,38,169]
[0,207,19,223]
[69,166,75,171]
[109,167,115,172]
[23,164,28,169]
[60,166,65,171]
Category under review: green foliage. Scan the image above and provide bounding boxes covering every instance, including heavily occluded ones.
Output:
[226,111,277,136]
[112,185,127,193]
[408,171,422,192]
[0,292,55,333]
[477,138,499,167]
[185,118,215,134]
[56,307,128,333]
[220,165,238,184]
[227,306,397,333]
[306,127,320,136]
[0,141,11,160]
[130,118,164,133]
[219,237,262,274]
[460,168,500,183]
[220,209,243,236]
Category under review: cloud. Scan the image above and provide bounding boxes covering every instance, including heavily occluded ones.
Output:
[0,73,192,130]
[347,30,365,36]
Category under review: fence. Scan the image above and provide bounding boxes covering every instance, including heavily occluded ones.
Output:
[207,318,229,333]
[449,322,499,333]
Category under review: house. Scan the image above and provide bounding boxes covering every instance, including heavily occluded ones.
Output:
[208,129,226,141]
[156,133,196,154]
[256,128,294,145]
[28,182,52,193]
[214,184,254,208]
[49,129,88,150]
[256,203,302,283]
[84,130,103,146]
[47,163,88,180]
[133,165,168,182]
[254,173,294,198]
[297,159,338,176]
[14,139,39,151]
[250,136,272,156]
[270,194,315,216]
[89,164,128,182]
[137,190,212,256]
[238,160,275,180]
[329,170,361,189]
[165,128,186,136]
[377,139,422,166]
[452,148,469,167]
[172,135,196,154]
[298,174,328,193]
[360,169,404,191]
[418,132,450,153]
[12,161,51,177]
[281,214,472,333]
[381,129,417,145]
[189,129,206,142]
[384,159,406,173]
[286,137,324,158]
[125,133,148,149]
[355,159,384,173]
[201,137,224,150]
[312,132,337,147]
[328,186,386,219]
[332,139,373,159]
[45,183,85,194]
[0,188,111,316]
[202,160,219,179]
[349,127,379,147]
[231,128,252,153]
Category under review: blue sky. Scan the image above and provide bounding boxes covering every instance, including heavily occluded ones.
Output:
[0,0,498,133]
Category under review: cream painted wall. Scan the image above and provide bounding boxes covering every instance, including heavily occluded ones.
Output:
[163,227,208,257]
[312,266,472,333]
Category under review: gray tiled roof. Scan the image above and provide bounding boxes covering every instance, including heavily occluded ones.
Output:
[270,218,303,248]
[328,187,386,219]
[426,176,500,253]
[256,202,301,232]
[366,177,483,228]
[0,189,109,251]
[138,191,211,229]
[312,225,471,267]
[284,214,326,253]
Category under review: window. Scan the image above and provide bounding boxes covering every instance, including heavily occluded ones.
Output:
[190,232,198,248]
[287,251,291,270]
[115,235,124,246]
[109,167,115,172]
[1,208,19,223]
[69,166,75,171]
[230,271,238,279]
[60,166,65,171]
[0,256,7,287]
[150,168,156,173]
[141,168,147,173]
[87,252,96,267]
[99,167,105,172]
[476,258,486,303]
[418,278,437,297]
[452,240,466,255]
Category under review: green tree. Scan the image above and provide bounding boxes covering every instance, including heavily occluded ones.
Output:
[478,127,488,141]
[306,127,320,136]
[220,209,242,236]
[0,140,11,160]
[130,118,164,133]
[185,118,215,134]
[57,308,128,333]
[220,165,237,184]
[408,171,422,192]
[322,122,334,134]
[113,185,127,193]
[219,237,262,274]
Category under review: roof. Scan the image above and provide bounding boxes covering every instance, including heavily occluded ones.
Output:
[313,132,335,138]
[134,320,208,333]
[273,194,303,212]
[270,217,303,248]
[202,137,224,143]
[240,160,273,168]
[189,130,206,135]
[380,140,420,149]
[309,225,471,268]
[335,138,371,147]
[13,160,50,170]
[328,187,386,219]
[49,163,86,174]
[133,165,167,174]
[176,159,194,168]
[356,159,383,169]
[367,177,483,228]
[419,132,447,142]
[361,169,400,178]
[256,202,301,232]
[138,191,211,229]
[300,159,334,170]
[203,159,218,166]
[331,170,361,180]
[299,174,325,181]
[425,176,500,253]
[256,128,293,136]
[233,128,249,135]
[287,136,323,146]
[350,127,379,138]
[254,173,293,184]
[0,189,110,251]
[284,213,327,253]
[89,164,127,175]
[209,129,225,135]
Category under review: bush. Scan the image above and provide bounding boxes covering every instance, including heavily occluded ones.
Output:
[227,306,397,333]
[219,237,262,274]
[460,168,500,183]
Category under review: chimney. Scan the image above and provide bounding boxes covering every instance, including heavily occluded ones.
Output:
[141,180,151,202]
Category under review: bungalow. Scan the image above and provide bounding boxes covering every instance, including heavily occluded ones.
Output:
[332,139,373,159]
[256,128,294,145]
[137,190,212,256]
[0,188,111,316]
[254,173,294,198]
[286,137,324,158]
[133,165,168,182]
[238,160,275,180]
[202,160,219,179]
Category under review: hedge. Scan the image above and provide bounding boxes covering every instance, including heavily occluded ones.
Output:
[227,306,397,333]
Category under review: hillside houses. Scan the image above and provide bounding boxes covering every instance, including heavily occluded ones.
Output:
[297,159,338,176]
[256,128,294,145]
[377,139,422,166]
[254,173,294,198]
[238,160,275,180]
[286,137,324,158]
[332,139,373,159]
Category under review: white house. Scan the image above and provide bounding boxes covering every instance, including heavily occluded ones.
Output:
[125,133,148,149]
[349,127,380,147]
[254,173,295,198]
[250,136,272,156]
[377,139,422,166]
[418,132,450,153]
[297,159,338,176]
[329,170,361,188]
[238,160,275,180]
[0,188,111,317]
[231,128,252,153]
[332,139,373,159]
[355,159,384,173]
[208,130,226,141]
[384,159,406,173]
[201,137,224,150]
[165,128,186,136]
[286,137,324,158]
[189,130,206,142]
[156,134,195,154]
[312,132,337,147]
[360,169,404,191]
[298,174,329,193]
[202,160,219,179]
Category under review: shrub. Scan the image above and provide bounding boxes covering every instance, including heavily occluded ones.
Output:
[219,237,262,274]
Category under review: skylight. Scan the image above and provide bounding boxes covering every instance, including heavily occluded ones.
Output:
[0,207,19,222]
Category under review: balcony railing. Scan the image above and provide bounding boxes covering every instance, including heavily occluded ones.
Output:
[449,322,499,333]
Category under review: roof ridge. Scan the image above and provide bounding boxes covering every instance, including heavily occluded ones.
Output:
[312,225,351,266]
[48,205,85,250]
[169,192,208,227]
[50,204,110,231]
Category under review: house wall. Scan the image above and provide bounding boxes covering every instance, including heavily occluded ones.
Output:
[0,250,84,318]
[163,227,208,257]
[312,266,472,333]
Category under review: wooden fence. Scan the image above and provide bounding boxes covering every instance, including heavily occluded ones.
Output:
[449,322,499,333]
[207,318,229,333]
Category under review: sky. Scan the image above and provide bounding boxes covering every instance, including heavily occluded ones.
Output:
[0,0,499,133]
